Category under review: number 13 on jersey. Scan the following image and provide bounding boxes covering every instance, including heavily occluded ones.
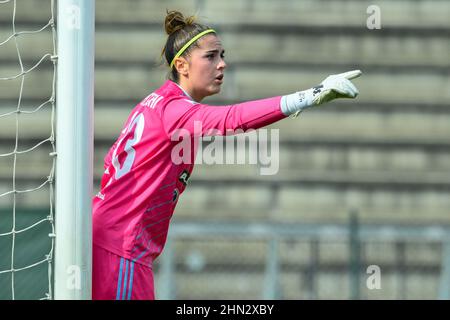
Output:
[108,112,145,186]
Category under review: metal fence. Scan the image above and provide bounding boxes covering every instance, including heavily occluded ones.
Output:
[155,215,450,300]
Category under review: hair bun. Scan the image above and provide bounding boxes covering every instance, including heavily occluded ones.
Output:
[164,10,196,35]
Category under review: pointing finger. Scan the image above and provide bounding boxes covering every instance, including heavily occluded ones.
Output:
[340,69,362,80]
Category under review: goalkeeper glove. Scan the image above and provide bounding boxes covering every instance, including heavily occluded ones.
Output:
[280,70,362,117]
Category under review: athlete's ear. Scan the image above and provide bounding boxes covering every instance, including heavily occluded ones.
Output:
[174,57,189,77]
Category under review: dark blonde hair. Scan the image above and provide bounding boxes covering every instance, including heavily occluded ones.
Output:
[162,10,212,81]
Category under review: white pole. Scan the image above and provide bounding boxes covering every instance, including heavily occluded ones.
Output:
[55,0,95,300]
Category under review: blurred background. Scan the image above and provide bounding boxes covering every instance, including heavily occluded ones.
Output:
[1,0,450,299]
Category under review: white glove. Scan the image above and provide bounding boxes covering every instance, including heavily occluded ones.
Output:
[281,70,362,117]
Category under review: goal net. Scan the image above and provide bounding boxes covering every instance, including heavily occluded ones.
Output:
[0,0,57,300]
[0,0,94,300]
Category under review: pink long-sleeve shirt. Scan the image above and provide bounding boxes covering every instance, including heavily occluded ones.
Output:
[92,80,286,266]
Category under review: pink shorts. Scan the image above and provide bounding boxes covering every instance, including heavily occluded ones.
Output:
[92,244,155,300]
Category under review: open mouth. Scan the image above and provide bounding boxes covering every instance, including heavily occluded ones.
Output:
[215,74,224,81]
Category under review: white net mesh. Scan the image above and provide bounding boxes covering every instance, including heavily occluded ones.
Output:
[0,0,56,300]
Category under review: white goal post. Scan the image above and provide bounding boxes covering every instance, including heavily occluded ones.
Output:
[54,0,95,300]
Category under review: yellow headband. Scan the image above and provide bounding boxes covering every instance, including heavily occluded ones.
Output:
[169,29,216,68]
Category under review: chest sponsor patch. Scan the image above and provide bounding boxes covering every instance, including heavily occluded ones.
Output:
[178,170,191,186]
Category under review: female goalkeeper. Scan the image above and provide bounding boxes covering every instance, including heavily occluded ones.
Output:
[92,10,362,300]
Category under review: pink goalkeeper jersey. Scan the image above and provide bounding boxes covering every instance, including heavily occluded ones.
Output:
[92,80,286,267]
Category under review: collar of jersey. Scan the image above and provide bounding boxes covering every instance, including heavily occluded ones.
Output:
[173,82,197,102]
